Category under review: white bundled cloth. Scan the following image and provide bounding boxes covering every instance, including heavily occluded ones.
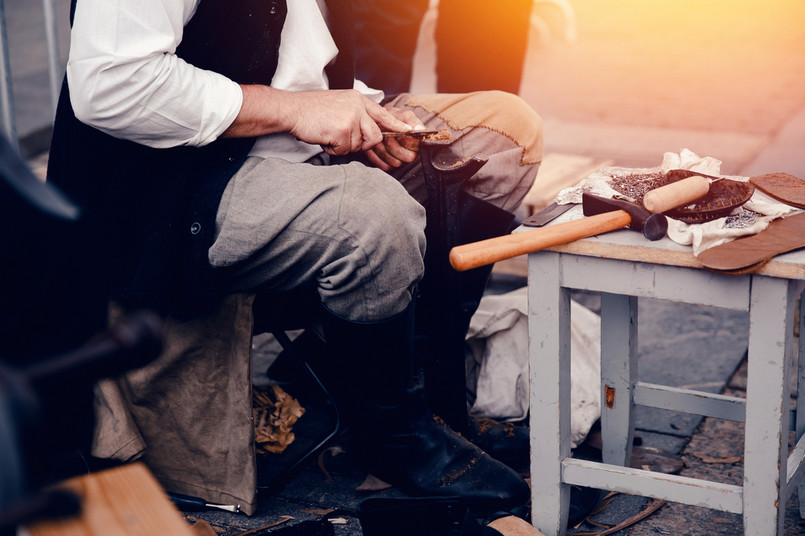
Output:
[553,149,799,255]
[465,287,601,448]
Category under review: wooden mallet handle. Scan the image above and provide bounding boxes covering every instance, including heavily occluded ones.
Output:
[642,175,710,213]
[449,210,632,272]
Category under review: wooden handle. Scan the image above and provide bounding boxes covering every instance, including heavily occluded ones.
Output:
[642,175,710,213]
[449,210,632,271]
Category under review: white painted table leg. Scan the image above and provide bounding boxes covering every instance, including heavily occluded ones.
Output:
[797,293,805,519]
[743,276,797,535]
[529,252,572,536]
[599,292,638,467]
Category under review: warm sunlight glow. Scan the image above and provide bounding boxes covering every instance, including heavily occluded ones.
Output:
[522,0,805,135]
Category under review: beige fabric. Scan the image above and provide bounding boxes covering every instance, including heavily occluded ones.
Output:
[92,294,258,515]
[405,91,543,166]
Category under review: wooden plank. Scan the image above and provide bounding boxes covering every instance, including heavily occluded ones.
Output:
[24,463,196,536]
[599,293,637,467]
[514,205,805,281]
[786,435,805,501]
[557,254,752,311]
[561,458,744,514]
[634,382,747,422]
[742,277,796,535]
[528,252,573,536]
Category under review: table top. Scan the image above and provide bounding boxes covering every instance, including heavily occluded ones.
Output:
[518,205,805,280]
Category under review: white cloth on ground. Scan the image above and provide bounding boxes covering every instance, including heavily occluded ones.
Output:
[465,287,601,449]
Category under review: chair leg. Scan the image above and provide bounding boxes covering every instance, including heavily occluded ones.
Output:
[257,327,342,493]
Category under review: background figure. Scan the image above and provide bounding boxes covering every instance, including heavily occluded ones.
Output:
[355,0,533,95]
[354,0,429,95]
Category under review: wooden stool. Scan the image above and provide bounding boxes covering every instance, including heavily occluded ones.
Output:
[525,207,805,535]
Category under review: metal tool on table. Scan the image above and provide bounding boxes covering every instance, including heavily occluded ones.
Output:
[449,193,668,272]
[521,201,574,227]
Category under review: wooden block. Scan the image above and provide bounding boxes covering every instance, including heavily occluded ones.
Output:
[23,463,196,536]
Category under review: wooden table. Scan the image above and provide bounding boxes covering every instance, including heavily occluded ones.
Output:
[526,207,805,535]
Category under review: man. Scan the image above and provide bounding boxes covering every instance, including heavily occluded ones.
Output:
[47,0,543,515]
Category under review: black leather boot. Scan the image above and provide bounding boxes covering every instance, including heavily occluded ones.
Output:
[320,301,530,513]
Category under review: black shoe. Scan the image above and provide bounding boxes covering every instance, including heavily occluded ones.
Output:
[351,408,530,512]
[320,301,530,513]
[464,415,530,474]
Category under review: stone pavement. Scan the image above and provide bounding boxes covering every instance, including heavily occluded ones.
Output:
[4,0,805,534]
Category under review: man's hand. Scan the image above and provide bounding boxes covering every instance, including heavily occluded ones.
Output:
[223,85,413,157]
[364,106,426,171]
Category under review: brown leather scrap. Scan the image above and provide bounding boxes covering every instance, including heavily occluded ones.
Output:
[749,172,805,209]
[696,212,805,272]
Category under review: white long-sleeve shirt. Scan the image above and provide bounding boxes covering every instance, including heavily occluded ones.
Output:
[67,0,382,162]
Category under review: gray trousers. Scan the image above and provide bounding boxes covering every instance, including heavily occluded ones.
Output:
[209,91,543,322]
[93,90,543,514]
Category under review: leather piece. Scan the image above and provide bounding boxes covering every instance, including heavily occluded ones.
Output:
[696,212,805,271]
[404,92,543,166]
[749,172,805,209]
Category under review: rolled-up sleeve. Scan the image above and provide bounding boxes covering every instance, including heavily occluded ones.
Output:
[67,0,242,148]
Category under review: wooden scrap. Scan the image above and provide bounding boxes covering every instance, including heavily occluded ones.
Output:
[700,455,742,464]
[488,515,547,535]
[233,516,293,536]
[573,498,665,536]
[188,519,220,536]
[316,445,345,482]
[300,509,334,516]
[356,474,392,492]
[23,463,197,536]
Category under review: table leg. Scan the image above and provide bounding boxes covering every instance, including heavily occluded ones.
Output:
[743,276,797,535]
[599,293,638,467]
[529,252,572,536]
[797,293,805,519]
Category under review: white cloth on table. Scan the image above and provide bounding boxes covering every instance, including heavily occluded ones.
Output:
[553,148,800,256]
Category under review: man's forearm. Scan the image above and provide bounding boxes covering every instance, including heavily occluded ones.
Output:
[221,85,290,139]
[224,86,413,156]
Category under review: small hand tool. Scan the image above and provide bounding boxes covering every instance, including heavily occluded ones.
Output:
[642,169,753,223]
[381,129,441,138]
[521,201,574,227]
[169,492,240,513]
[448,193,668,272]
[642,175,712,213]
